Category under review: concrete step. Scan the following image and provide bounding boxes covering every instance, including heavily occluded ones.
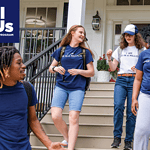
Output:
[80,96,114,105]
[89,82,115,90]
[63,104,126,114]
[30,134,127,149]
[85,89,114,97]
[42,112,126,124]
[41,122,126,136]
[32,146,122,150]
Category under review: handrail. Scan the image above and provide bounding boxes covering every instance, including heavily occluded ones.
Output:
[24,36,64,121]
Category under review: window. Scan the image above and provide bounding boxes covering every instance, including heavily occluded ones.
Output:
[117,0,150,5]
[117,0,129,5]
[114,24,121,50]
[25,7,57,28]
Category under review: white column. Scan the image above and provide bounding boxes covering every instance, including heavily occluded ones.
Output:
[121,20,130,33]
[106,20,113,51]
[67,0,86,32]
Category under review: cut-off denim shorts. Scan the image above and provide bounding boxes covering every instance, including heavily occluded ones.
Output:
[51,86,85,111]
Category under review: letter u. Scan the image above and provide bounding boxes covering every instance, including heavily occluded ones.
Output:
[0,20,5,32]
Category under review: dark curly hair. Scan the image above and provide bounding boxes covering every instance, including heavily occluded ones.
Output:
[120,33,144,50]
[0,46,20,88]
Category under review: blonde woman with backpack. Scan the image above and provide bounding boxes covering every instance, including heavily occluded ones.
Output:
[106,24,144,150]
[49,25,94,150]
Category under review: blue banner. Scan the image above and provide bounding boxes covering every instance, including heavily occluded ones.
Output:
[0,0,19,43]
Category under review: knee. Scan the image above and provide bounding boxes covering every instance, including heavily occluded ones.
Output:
[69,113,79,126]
[51,112,62,122]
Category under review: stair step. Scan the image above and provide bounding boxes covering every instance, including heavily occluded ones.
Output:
[32,146,121,150]
[85,89,114,97]
[89,82,115,90]
[83,96,114,105]
[40,122,126,136]
[64,104,126,114]
[42,113,126,124]
[30,134,126,149]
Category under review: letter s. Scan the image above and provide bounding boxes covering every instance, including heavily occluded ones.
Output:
[5,23,13,32]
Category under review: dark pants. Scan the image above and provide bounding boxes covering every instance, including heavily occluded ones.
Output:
[113,76,136,142]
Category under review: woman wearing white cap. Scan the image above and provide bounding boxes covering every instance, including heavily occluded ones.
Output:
[107,24,144,150]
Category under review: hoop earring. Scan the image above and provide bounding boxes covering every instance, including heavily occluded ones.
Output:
[0,80,3,89]
[3,67,10,78]
[0,70,5,81]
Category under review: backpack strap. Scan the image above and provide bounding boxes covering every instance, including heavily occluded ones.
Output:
[22,81,32,136]
[82,49,86,70]
[59,46,66,66]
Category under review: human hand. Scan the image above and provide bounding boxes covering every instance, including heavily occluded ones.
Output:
[68,69,79,76]
[54,66,66,75]
[106,49,113,59]
[131,66,136,72]
[48,142,67,150]
[131,99,138,116]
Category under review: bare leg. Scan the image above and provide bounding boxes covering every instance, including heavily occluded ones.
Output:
[51,107,68,141]
[68,110,80,150]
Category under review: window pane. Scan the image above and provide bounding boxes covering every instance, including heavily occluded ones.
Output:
[36,8,46,28]
[144,0,150,5]
[46,8,57,28]
[115,24,121,34]
[131,0,143,5]
[25,8,36,28]
[117,0,129,5]
[114,24,121,50]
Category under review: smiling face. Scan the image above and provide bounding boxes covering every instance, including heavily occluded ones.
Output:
[124,33,135,46]
[71,27,85,43]
[8,53,26,81]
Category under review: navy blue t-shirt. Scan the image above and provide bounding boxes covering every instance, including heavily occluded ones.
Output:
[136,49,150,95]
[0,81,38,150]
[51,45,93,90]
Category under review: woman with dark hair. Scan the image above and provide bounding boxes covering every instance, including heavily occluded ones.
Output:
[49,25,94,150]
[106,24,144,150]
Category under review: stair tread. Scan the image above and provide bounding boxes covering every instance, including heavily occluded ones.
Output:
[32,146,121,150]
[41,122,126,127]
[48,112,126,116]
[31,133,125,138]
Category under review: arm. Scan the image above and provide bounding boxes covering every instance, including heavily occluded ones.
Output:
[106,49,119,71]
[28,106,67,150]
[67,61,95,77]
[131,69,143,116]
[49,59,65,75]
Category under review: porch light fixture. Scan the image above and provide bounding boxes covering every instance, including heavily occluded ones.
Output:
[92,11,101,31]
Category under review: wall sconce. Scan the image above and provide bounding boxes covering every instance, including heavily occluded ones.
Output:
[92,11,101,31]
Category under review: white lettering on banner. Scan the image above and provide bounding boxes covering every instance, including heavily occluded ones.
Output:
[1,7,4,19]
[0,7,14,33]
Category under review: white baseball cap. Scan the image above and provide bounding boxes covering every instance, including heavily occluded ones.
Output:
[123,24,138,35]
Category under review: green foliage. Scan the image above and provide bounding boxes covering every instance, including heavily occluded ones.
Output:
[97,54,109,71]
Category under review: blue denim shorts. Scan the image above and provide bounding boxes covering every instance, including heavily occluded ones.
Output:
[51,86,85,111]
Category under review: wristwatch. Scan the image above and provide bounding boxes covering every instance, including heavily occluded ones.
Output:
[52,66,56,72]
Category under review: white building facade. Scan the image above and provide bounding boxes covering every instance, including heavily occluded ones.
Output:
[20,0,150,81]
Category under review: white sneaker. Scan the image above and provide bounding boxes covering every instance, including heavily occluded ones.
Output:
[61,140,68,148]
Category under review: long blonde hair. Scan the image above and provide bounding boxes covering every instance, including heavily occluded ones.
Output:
[60,25,94,57]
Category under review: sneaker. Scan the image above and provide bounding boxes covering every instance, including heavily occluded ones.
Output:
[61,140,68,148]
[111,137,121,148]
[124,141,132,150]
